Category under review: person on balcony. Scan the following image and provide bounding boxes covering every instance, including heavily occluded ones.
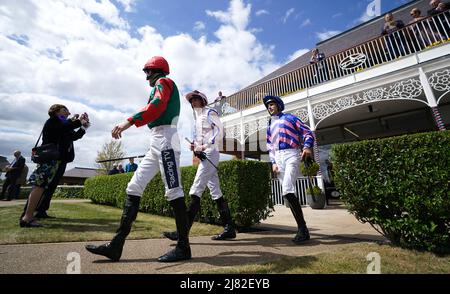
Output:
[214,91,225,103]
[408,8,429,48]
[427,0,450,40]
[309,48,329,84]
[263,95,314,244]
[213,91,226,114]
[409,8,426,23]
[427,0,449,16]
[163,90,236,242]
[381,13,406,58]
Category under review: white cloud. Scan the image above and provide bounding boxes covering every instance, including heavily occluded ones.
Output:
[357,11,376,24]
[116,0,136,12]
[286,48,310,63]
[206,0,251,30]
[316,30,341,41]
[300,18,311,28]
[282,8,295,24]
[0,0,280,168]
[332,12,343,18]
[355,0,381,24]
[250,27,263,34]
[194,21,205,31]
[255,9,269,16]
[67,0,129,29]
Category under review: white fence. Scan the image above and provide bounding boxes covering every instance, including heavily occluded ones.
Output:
[270,176,320,206]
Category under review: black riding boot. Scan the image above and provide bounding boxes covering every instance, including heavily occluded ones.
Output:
[211,197,236,240]
[284,193,310,243]
[163,195,200,241]
[85,195,140,261]
[158,197,192,262]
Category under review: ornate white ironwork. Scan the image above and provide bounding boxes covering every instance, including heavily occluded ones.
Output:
[428,69,450,92]
[243,117,273,141]
[386,79,422,99]
[258,117,270,130]
[361,88,384,102]
[312,78,424,120]
[224,124,240,140]
[293,108,309,123]
[245,120,259,138]
[234,116,277,141]
[234,124,241,141]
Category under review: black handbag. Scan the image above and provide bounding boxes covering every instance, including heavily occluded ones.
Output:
[31,129,60,164]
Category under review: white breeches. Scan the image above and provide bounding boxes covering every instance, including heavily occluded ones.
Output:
[189,150,222,200]
[126,126,184,201]
[275,149,300,196]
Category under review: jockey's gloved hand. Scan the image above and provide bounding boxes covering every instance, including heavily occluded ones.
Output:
[194,151,207,161]
[303,156,314,167]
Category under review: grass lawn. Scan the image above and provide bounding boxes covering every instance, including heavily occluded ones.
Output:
[199,242,450,274]
[0,202,221,244]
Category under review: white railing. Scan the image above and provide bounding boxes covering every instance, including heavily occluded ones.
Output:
[270,176,319,206]
[213,11,450,116]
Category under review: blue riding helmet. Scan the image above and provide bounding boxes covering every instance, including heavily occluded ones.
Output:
[263,95,285,112]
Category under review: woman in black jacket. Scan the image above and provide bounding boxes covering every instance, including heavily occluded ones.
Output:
[20,104,89,227]
[32,111,88,218]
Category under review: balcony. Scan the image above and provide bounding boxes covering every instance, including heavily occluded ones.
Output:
[211,11,450,118]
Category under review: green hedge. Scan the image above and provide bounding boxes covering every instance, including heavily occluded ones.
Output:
[331,131,450,253]
[17,185,85,199]
[17,186,32,199]
[84,160,273,228]
[52,186,85,199]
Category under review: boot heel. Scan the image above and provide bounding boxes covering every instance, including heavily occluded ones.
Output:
[19,219,42,228]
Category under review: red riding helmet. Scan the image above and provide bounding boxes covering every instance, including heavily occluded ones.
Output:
[143,56,170,74]
[186,90,208,106]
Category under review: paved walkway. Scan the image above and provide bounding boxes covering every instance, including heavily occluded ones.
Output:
[0,200,386,274]
[257,203,386,242]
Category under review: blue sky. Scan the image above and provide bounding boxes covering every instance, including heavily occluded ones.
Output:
[0,0,412,172]
[121,0,411,62]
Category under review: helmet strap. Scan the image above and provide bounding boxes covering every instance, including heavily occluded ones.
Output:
[148,72,165,86]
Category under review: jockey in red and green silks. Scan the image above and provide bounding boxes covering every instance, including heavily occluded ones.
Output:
[128,76,180,129]
[85,56,192,263]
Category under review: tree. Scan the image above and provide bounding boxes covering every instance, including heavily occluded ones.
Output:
[96,140,125,174]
